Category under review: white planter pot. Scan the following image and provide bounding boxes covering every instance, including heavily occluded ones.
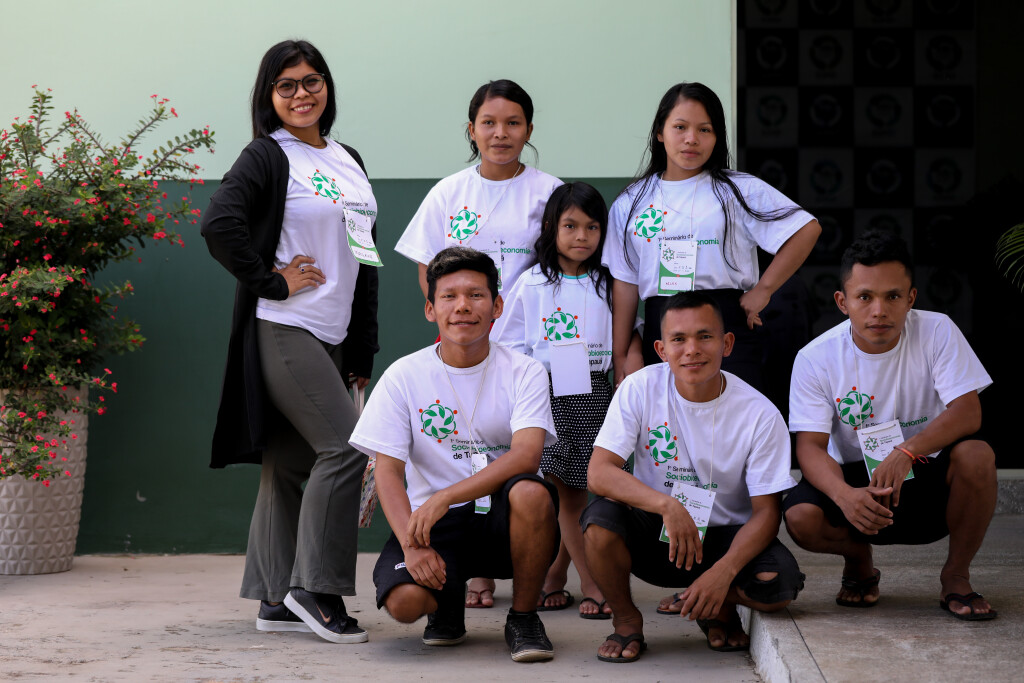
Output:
[0,390,89,575]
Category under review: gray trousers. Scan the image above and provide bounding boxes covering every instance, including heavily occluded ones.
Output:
[240,320,367,602]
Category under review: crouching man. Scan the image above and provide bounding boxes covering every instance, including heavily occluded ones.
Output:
[784,230,998,620]
[349,247,561,661]
[583,292,804,663]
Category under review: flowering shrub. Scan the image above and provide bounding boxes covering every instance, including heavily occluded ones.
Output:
[0,87,215,483]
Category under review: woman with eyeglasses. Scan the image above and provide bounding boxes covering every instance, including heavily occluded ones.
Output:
[202,39,378,644]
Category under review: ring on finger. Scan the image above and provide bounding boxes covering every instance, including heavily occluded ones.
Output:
[300,266,305,273]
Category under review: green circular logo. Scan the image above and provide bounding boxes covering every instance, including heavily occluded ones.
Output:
[310,171,341,200]
[647,424,678,464]
[420,401,457,442]
[836,389,873,428]
[449,208,479,242]
[544,309,579,341]
[634,206,665,239]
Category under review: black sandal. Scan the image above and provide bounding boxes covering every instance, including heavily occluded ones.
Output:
[940,592,998,621]
[836,568,881,608]
[697,614,749,652]
[596,632,647,663]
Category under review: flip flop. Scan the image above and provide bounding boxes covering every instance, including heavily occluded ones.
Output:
[596,632,647,663]
[465,587,494,609]
[656,592,682,615]
[940,592,998,621]
[537,589,574,612]
[578,596,612,620]
[836,568,881,608]
[697,616,749,652]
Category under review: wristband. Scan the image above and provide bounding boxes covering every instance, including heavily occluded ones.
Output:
[895,446,927,463]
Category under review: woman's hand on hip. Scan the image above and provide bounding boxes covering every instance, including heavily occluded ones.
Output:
[274,255,326,296]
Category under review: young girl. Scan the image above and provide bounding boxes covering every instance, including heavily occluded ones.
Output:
[603,82,820,392]
[603,82,819,618]
[492,182,625,619]
[396,79,563,300]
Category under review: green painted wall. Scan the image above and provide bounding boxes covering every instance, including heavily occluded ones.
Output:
[77,178,629,554]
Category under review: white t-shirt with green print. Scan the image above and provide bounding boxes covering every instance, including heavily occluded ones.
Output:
[594,365,795,527]
[256,129,377,344]
[789,309,992,465]
[350,343,556,511]
[602,171,813,300]
[395,165,562,291]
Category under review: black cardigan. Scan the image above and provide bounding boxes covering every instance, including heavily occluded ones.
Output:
[201,136,379,468]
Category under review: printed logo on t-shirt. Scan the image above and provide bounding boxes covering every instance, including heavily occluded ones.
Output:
[448,207,481,243]
[645,423,679,465]
[633,205,667,241]
[308,170,341,203]
[835,387,874,430]
[543,309,580,341]
[419,400,458,443]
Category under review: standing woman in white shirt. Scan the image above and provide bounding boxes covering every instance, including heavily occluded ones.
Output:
[395,79,563,299]
[604,82,820,392]
[203,40,378,644]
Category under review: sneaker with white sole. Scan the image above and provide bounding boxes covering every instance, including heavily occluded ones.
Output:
[422,602,467,646]
[504,610,554,662]
[284,588,368,644]
[256,600,313,632]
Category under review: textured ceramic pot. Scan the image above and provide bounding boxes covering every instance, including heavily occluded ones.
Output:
[0,391,89,575]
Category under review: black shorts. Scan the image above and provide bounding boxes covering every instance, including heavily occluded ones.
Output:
[373,473,559,609]
[782,442,958,545]
[580,497,804,604]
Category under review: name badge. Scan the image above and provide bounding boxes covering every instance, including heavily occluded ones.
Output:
[549,338,592,396]
[344,210,383,267]
[478,244,503,291]
[660,481,715,543]
[857,419,915,481]
[658,238,696,295]
[470,452,491,514]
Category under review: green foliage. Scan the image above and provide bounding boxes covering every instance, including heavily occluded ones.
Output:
[0,87,215,483]
[995,223,1024,292]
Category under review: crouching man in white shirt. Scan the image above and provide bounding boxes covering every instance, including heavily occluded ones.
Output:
[785,230,998,620]
[349,247,561,661]
[583,292,804,663]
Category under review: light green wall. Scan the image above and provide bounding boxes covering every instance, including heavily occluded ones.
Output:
[1,0,735,179]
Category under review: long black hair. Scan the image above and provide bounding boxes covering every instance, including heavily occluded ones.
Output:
[533,183,613,306]
[620,82,801,270]
[251,40,337,139]
[465,79,538,163]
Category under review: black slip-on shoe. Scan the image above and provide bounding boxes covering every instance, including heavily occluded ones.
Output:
[504,610,553,662]
[284,588,368,644]
[256,600,313,632]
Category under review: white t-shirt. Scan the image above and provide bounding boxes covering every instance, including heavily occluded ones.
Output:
[594,365,795,527]
[602,171,814,299]
[491,265,614,374]
[395,165,562,290]
[789,309,992,465]
[256,129,378,344]
[349,343,556,510]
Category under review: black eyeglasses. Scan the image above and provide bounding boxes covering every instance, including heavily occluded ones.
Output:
[272,73,326,98]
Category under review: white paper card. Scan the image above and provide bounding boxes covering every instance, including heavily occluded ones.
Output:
[344,210,383,267]
[660,482,716,542]
[857,419,915,481]
[658,238,697,295]
[470,452,491,514]
[549,339,592,396]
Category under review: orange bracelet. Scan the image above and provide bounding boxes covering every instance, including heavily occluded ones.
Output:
[894,446,927,463]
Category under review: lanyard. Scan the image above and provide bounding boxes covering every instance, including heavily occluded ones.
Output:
[438,344,493,460]
[658,173,701,237]
[295,139,374,212]
[550,272,590,341]
[851,323,907,424]
[667,372,724,489]
[475,163,524,238]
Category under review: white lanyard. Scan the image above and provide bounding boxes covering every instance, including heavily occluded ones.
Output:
[295,140,374,210]
[851,324,907,424]
[668,372,724,489]
[658,174,701,237]
[438,343,492,453]
[475,162,524,238]
[549,273,590,340]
